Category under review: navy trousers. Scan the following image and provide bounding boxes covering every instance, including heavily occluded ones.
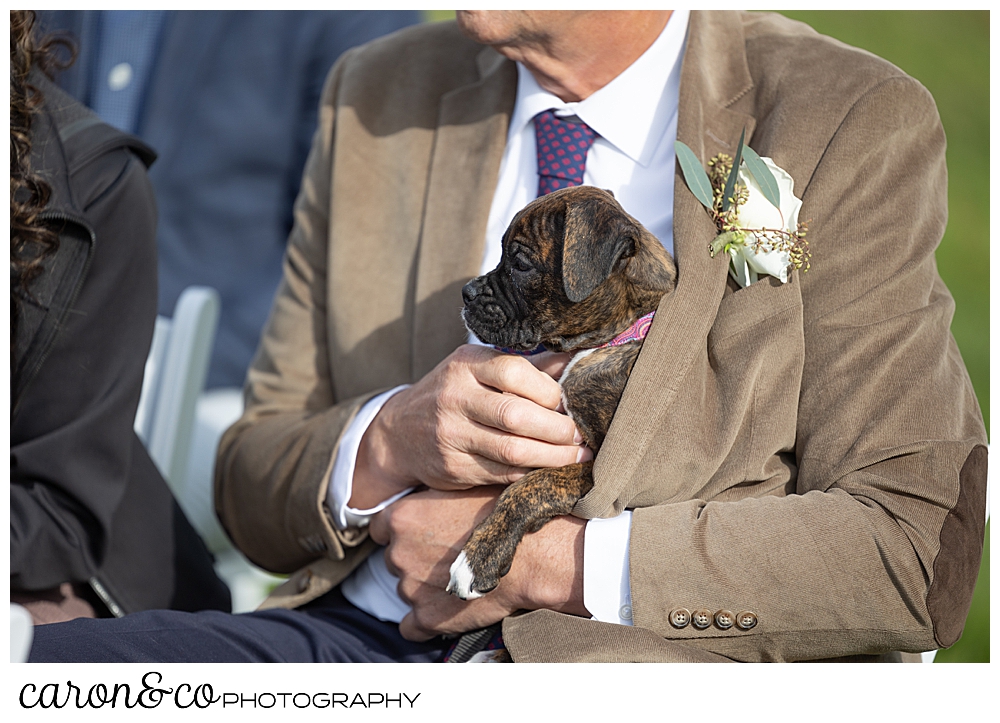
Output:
[28,588,450,663]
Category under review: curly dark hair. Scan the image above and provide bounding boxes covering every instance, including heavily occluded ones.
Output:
[10,10,74,371]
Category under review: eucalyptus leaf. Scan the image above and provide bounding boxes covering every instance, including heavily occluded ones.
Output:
[674,141,714,210]
[741,145,781,210]
[721,127,746,213]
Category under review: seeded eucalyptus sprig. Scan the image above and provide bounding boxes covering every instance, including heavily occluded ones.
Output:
[674,131,810,282]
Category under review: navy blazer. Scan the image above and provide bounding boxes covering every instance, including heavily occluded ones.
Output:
[39,10,422,387]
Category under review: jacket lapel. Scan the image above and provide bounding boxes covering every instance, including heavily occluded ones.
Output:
[579,11,758,517]
[410,48,516,379]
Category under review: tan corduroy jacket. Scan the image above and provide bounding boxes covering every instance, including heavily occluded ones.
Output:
[215,12,988,663]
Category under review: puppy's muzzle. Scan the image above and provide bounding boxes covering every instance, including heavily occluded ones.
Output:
[462,276,506,338]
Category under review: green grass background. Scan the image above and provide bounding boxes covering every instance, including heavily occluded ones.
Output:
[424,10,990,663]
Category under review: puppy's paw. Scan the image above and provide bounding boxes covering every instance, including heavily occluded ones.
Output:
[447,551,485,601]
[468,648,513,663]
[447,539,513,601]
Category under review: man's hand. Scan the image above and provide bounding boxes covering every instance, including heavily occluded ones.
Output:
[351,345,592,508]
[369,487,588,641]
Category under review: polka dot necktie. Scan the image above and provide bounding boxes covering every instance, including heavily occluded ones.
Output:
[533,109,599,197]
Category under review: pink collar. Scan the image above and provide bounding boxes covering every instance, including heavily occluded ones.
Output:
[595,311,655,349]
[494,311,655,355]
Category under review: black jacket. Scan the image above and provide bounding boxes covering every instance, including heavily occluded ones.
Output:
[10,71,230,615]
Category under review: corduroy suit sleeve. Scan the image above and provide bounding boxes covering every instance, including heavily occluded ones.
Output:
[625,76,987,661]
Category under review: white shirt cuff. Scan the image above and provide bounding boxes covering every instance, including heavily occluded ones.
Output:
[327,385,413,529]
[583,511,633,625]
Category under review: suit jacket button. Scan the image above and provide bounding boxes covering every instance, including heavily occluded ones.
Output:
[714,610,735,630]
[736,611,758,630]
[692,609,712,629]
[669,608,690,628]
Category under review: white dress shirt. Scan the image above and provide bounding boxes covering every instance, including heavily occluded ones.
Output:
[331,10,689,626]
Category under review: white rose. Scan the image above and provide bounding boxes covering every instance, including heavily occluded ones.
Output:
[728,157,803,286]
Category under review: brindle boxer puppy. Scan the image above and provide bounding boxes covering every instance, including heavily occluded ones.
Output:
[448,185,676,600]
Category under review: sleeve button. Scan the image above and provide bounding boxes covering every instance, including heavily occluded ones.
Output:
[669,608,691,628]
[619,604,633,621]
[692,609,712,629]
[736,611,758,630]
[714,610,735,630]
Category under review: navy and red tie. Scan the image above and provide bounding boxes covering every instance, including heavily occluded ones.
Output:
[533,109,599,197]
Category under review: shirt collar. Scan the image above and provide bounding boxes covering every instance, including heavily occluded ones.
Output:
[509,9,689,168]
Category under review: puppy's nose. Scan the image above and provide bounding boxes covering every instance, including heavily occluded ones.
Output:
[462,279,489,304]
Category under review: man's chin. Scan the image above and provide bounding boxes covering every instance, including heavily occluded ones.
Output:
[454,11,521,46]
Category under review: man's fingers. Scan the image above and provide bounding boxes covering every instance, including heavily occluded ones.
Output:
[397,581,461,642]
[368,508,390,545]
[398,587,478,643]
[374,345,589,491]
[465,390,581,446]
[528,350,572,380]
[399,611,435,642]
[466,426,592,472]
[473,353,564,411]
[459,453,531,485]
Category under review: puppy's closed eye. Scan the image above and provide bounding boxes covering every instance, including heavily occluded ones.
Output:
[511,251,533,272]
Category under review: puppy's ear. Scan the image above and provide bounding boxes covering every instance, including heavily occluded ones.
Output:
[562,196,637,303]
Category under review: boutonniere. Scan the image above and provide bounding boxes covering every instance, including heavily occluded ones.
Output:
[675,130,810,287]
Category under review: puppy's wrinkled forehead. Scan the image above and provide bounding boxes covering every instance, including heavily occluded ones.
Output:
[502,186,619,253]
[502,192,566,262]
[502,186,643,303]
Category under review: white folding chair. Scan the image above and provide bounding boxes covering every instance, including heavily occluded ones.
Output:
[10,604,33,663]
[134,289,284,611]
[134,286,220,496]
[178,386,244,554]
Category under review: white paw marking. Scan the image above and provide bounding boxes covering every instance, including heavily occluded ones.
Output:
[467,650,507,663]
[447,551,483,600]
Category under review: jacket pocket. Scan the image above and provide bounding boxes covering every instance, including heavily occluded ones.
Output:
[708,271,803,349]
[623,272,805,509]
